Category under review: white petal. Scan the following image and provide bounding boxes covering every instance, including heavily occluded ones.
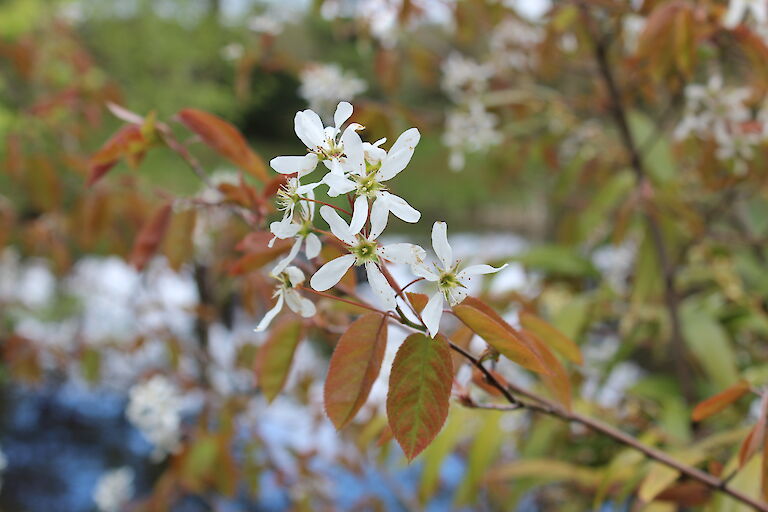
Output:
[369,196,389,240]
[270,218,301,239]
[284,288,315,318]
[431,221,453,269]
[255,293,284,332]
[365,262,397,310]
[271,238,302,275]
[341,126,366,176]
[446,286,468,307]
[285,266,306,286]
[411,262,439,281]
[304,233,321,259]
[458,263,508,277]
[295,110,325,150]
[310,254,356,291]
[378,127,420,181]
[270,154,319,176]
[380,191,420,223]
[322,172,356,197]
[421,292,444,338]
[378,243,426,266]
[334,101,353,130]
[349,196,368,236]
[320,206,356,245]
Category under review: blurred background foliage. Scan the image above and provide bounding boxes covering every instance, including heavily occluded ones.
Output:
[3,0,768,510]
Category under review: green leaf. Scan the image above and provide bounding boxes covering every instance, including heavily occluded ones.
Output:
[520,311,583,365]
[255,320,303,403]
[454,410,503,505]
[324,313,388,430]
[418,407,467,504]
[512,244,599,278]
[386,333,453,461]
[681,301,739,389]
[453,299,550,375]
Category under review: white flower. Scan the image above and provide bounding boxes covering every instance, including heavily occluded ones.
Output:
[441,52,495,100]
[724,0,768,28]
[298,65,367,118]
[674,74,751,141]
[489,18,544,70]
[270,102,359,177]
[443,102,503,171]
[413,222,507,337]
[255,266,316,332]
[310,201,425,309]
[269,178,323,274]
[93,467,134,512]
[322,127,422,234]
[126,376,184,460]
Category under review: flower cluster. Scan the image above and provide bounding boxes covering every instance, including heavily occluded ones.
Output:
[674,74,766,174]
[439,15,543,170]
[298,64,367,119]
[93,467,134,512]
[126,375,185,460]
[257,102,506,336]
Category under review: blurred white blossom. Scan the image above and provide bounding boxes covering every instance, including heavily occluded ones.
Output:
[126,375,185,459]
[441,53,495,101]
[443,102,503,171]
[93,467,134,512]
[489,18,544,70]
[299,64,366,118]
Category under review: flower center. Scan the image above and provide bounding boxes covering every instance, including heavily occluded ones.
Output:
[350,237,379,264]
[438,271,461,290]
[355,173,384,198]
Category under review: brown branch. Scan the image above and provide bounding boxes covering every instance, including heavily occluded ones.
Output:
[577,2,694,402]
[448,341,768,511]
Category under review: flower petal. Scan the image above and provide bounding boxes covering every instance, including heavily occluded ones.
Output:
[378,243,426,266]
[271,238,302,275]
[304,233,322,259]
[369,196,389,240]
[255,293,284,332]
[270,218,301,239]
[431,221,453,269]
[320,206,356,245]
[284,289,316,318]
[411,262,439,281]
[270,154,319,176]
[378,127,420,181]
[421,292,444,338]
[294,109,325,150]
[341,126,366,176]
[349,195,368,236]
[285,266,306,286]
[365,262,397,310]
[334,101,353,130]
[322,172,356,197]
[458,263,508,277]
[310,254,356,291]
[380,191,420,223]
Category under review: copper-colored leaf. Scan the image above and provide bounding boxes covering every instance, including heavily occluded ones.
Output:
[739,392,768,467]
[519,330,572,410]
[387,333,453,461]
[87,124,148,186]
[324,313,389,429]
[255,320,303,403]
[177,108,268,182]
[520,311,583,365]
[406,292,429,314]
[452,298,550,375]
[129,202,173,271]
[163,208,197,271]
[691,380,751,422]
